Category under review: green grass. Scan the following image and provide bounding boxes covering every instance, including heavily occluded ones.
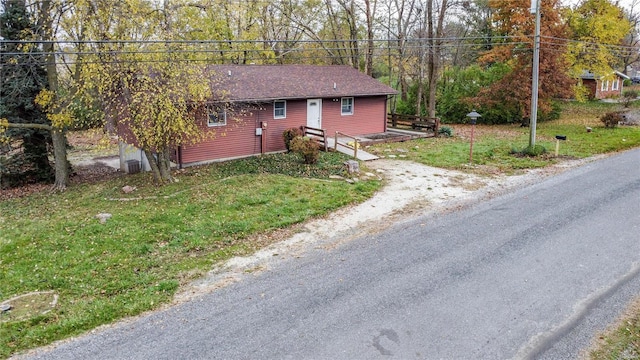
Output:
[1,101,639,357]
[589,299,640,359]
[371,102,640,174]
[0,151,379,358]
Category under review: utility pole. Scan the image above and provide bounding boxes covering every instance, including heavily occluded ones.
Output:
[529,0,542,148]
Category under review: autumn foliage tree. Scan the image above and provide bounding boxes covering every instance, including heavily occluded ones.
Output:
[55,0,217,185]
[88,52,213,184]
[471,0,573,124]
[565,0,632,85]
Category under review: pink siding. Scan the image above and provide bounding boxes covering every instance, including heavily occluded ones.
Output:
[179,96,388,166]
[180,114,262,164]
[264,101,307,153]
[321,96,387,136]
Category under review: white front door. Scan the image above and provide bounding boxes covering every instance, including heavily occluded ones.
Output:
[307,99,322,128]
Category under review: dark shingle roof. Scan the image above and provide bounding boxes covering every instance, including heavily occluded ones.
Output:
[208,65,397,102]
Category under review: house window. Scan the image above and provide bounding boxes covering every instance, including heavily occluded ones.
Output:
[612,78,619,91]
[274,100,286,119]
[341,97,354,115]
[207,106,226,127]
[601,80,609,92]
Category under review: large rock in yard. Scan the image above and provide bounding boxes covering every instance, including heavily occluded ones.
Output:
[344,160,360,174]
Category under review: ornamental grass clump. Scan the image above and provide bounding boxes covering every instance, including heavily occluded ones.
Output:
[290,136,320,164]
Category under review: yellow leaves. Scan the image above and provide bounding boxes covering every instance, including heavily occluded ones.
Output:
[566,0,632,78]
[47,113,74,128]
[572,83,590,102]
[0,118,8,146]
[34,89,74,128]
[34,89,56,111]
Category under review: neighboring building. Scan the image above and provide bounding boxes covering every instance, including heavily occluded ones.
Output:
[580,71,630,99]
[120,64,398,171]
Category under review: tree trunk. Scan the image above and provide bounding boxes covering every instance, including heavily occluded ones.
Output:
[143,148,174,185]
[51,129,69,191]
[40,0,70,190]
[416,73,423,116]
[144,148,162,184]
[158,148,173,183]
[426,0,448,119]
[364,0,376,76]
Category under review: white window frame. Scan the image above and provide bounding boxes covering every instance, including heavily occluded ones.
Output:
[601,80,609,92]
[207,106,226,127]
[612,78,619,91]
[274,100,286,119]
[341,97,354,115]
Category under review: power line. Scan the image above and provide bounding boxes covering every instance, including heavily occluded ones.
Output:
[0,35,637,67]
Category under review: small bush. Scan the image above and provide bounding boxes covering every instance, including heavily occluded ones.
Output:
[282,127,304,152]
[438,126,454,137]
[622,90,638,108]
[511,144,546,157]
[600,112,624,128]
[290,136,320,164]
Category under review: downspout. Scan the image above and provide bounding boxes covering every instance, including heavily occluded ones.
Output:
[177,146,183,169]
[385,95,393,132]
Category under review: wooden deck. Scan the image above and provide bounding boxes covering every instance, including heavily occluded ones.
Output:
[387,113,440,136]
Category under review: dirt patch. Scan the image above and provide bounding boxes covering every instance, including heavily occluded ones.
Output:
[0,163,122,201]
[0,130,121,201]
[0,291,58,323]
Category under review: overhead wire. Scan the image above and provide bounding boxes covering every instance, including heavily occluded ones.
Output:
[0,35,637,67]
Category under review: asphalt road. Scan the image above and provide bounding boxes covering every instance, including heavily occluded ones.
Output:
[22,148,640,360]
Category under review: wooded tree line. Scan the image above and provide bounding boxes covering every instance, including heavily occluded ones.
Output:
[1,0,637,188]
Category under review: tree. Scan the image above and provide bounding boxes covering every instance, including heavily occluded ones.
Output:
[0,0,53,184]
[259,1,306,64]
[471,0,573,124]
[97,57,213,184]
[436,63,511,123]
[620,0,640,75]
[363,0,378,75]
[565,0,632,79]
[387,0,420,102]
[455,0,495,67]
[425,0,451,119]
[71,0,214,184]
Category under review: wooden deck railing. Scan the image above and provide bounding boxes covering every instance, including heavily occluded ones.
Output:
[302,126,328,151]
[387,113,440,136]
[334,131,359,159]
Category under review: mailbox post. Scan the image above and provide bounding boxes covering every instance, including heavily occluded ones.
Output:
[466,110,481,164]
[555,135,566,156]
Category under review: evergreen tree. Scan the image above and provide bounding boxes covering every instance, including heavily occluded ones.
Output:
[0,0,53,184]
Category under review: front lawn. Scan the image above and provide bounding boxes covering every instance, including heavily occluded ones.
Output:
[0,152,379,358]
[371,101,640,174]
[1,100,639,358]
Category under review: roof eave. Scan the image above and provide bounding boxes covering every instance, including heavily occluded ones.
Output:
[224,92,398,102]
